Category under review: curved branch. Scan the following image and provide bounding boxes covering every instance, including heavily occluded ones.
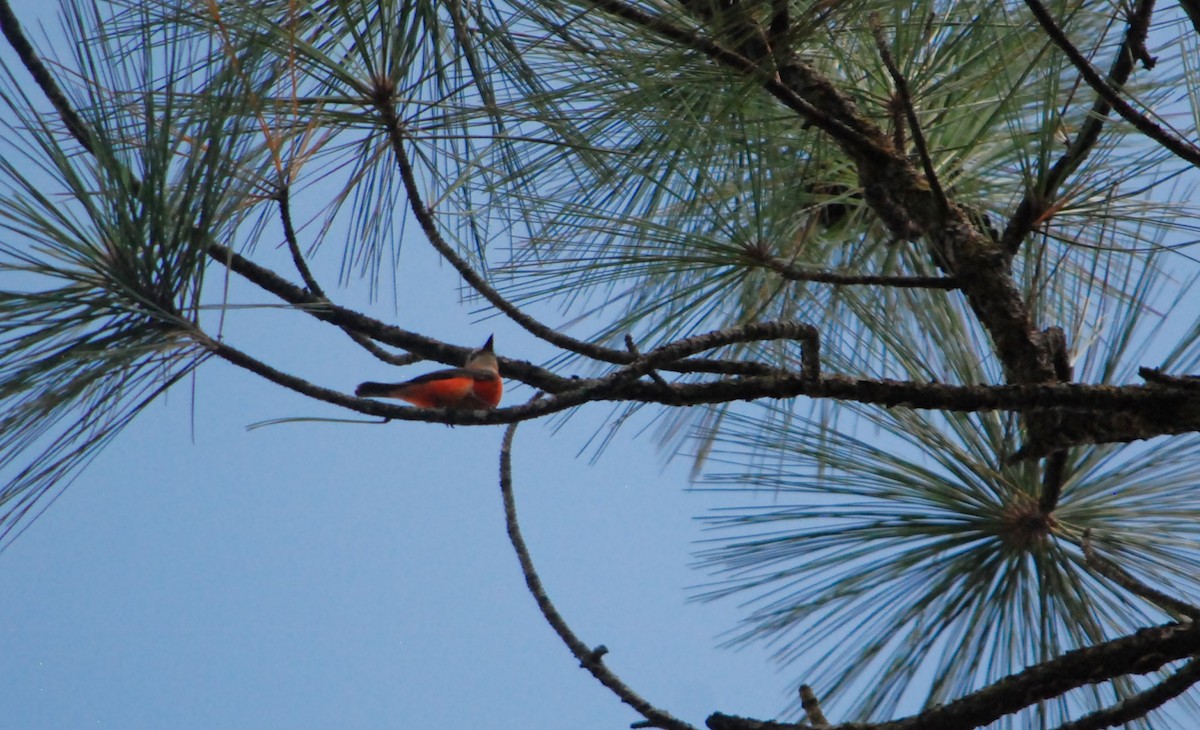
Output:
[205,241,581,392]
[206,242,785,382]
[376,99,632,365]
[626,321,818,381]
[499,411,698,730]
[277,184,325,297]
[1082,531,1200,621]
[275,186,419,367]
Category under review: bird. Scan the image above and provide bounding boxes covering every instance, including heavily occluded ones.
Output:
[355,336,502,409]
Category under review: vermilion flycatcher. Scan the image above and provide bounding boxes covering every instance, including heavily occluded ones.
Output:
[355,336,502,409]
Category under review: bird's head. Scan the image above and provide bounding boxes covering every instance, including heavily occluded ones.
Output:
[464,335,499,374]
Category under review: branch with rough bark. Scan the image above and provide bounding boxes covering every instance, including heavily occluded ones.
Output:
[707,619,1200,730]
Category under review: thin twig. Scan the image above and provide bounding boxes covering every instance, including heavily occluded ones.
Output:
[623,320,819,382]
[1023,0,1200,167]
[869,14,948,216]
[376,97,633,365]
[1139,367,1200,390]
[625,334,674,391]
[1124,0,1157,70]
[1002,0,1164,254]
[499,411,698,730]
[744,247,958,290]
[276,188,418,367]
[1082,530,1200,621]
[276,184,325,298]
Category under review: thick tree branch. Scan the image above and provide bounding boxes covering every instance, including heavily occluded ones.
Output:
[500,413,698,730]
[195,317,1200,443]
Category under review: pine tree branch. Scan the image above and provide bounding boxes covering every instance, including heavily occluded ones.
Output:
[1081,530,1200,621]
[1001,0,1162,255]
[710,621,1200,730]
[499,412,698,730]
[275,185,419,367]
[0,0,94,153]
[741,245,958,290]
[1049,658,1200,730]
[198,320,1200,438]
[1023,0,1200,167]
[869,14,948,216]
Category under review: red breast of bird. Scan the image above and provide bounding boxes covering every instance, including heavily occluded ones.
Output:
[355,336,502,409]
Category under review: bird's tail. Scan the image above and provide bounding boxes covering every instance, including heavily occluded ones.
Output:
[355,381,400,398]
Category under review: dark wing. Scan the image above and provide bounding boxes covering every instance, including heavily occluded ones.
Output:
[403,366,497,384]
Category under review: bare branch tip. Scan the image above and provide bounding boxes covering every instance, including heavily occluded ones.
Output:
[799,685,830,726]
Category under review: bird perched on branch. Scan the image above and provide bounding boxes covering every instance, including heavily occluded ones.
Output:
[355,336,502,409]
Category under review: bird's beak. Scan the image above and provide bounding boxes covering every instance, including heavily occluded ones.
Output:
[482,335,494,352]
